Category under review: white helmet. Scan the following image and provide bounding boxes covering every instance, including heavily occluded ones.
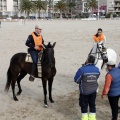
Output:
[106,61,116,65]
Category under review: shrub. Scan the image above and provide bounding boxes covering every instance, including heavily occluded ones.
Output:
[105,13,111,18]
[19,16,25,19]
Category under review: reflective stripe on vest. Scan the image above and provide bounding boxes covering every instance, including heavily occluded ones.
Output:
[31,32,43,50]
[94,34,105,42]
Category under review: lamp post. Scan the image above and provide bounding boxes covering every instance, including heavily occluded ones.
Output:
[97,0,99,20]
[112,0,114,18]
[52,0,54,19]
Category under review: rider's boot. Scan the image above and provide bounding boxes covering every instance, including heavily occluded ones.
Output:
[29,64,36,82]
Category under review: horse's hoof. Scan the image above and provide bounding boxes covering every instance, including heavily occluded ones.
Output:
[50,99,54,103]
[14,97,18,101]
[17,92,20,96]
[17,91,22,96]
[44,104,48,108]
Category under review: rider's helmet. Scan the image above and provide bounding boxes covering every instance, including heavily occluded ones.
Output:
[106,61,116,66]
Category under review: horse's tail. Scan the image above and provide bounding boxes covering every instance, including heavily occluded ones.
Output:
[5,67,12,92]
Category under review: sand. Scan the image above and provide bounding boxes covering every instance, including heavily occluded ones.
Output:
[0,19,120,120]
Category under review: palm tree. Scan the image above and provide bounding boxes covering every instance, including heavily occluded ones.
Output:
[34,0,47,18]
[67,0,76,18]
[55,0,66,19]
[86,0,97,15]
[19,0,34,19]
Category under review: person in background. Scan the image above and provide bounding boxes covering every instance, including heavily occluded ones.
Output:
[102,61,120,120]
[74,55,100,120]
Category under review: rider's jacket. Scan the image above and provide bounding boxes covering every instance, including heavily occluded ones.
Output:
[74,64,100,95]
[26,32,44,51]
[94,34,105,43]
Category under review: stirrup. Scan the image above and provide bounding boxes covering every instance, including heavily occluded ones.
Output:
[29,75,35,82]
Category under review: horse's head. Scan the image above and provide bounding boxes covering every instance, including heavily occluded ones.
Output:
[43,42,56,67]
[96,42,108,63]
[97,42,103,52]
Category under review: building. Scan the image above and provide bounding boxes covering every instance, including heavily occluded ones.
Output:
[107,0,120,14]
[0,0,60,18]
[114,0,120,14]
[107,0,114,13]
[0,0,19,18]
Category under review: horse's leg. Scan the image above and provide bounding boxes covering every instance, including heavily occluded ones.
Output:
[42,78,48,107]
[17,70,27,95]
[11,74,19,101]
[48,77,54,103]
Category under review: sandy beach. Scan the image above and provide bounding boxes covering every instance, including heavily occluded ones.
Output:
[0,19,120,120]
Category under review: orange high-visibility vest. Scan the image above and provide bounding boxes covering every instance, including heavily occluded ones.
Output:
[31,32,43,50]
[94,34,105,42]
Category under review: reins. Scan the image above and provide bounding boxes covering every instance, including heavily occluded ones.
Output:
[90,43,106,65]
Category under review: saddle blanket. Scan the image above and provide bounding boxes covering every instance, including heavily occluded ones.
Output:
[25,53,42,77]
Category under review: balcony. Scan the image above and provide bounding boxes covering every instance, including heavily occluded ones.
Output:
[114,5,120,7]
[114,0,120,2]
[13,2,18,6]
[114,8,120,12]
[2,2,6,5]
[115,10,120,12]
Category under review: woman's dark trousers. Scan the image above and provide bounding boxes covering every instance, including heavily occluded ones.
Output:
[108,96,120,120]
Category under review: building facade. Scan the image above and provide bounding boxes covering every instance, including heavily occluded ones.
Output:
[114,0,120,13]
[107,0,120,14]
[0,0,60,18]
[0,0,19,18]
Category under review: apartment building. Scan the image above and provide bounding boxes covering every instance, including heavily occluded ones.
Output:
[0,0,19,17]
[107,0,120,14]
[114,0,120,13]
[0,0,60,18]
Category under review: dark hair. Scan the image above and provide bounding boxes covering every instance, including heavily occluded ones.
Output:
[95,28,103,37]
[88,55,95,64]
[107,65,115,68]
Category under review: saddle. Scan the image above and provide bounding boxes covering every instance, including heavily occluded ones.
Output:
[25,51,43,77]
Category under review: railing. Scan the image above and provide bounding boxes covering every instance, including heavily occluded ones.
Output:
[2,2,7,6]
[114,5,120,7]
[13,2,18,6]
[114,0,120,2]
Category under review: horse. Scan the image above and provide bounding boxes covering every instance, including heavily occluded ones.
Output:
[89,42,117,91]
[5,42,56,107]
[90,42,117,71]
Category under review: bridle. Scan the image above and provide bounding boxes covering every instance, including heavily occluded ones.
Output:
[90,43,108,65]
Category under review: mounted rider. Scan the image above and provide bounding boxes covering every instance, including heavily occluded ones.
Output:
[93,28,106,49]
[25,25,44,82]
[84,28,107,66]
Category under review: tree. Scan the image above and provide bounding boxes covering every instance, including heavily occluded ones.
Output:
[86,0,97,15]
[67,0,76,18]
[34,0,47,18]
[19,0,34,18]
[55,0,66,19]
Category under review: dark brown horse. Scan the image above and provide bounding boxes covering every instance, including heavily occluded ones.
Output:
[5,42,56,107]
